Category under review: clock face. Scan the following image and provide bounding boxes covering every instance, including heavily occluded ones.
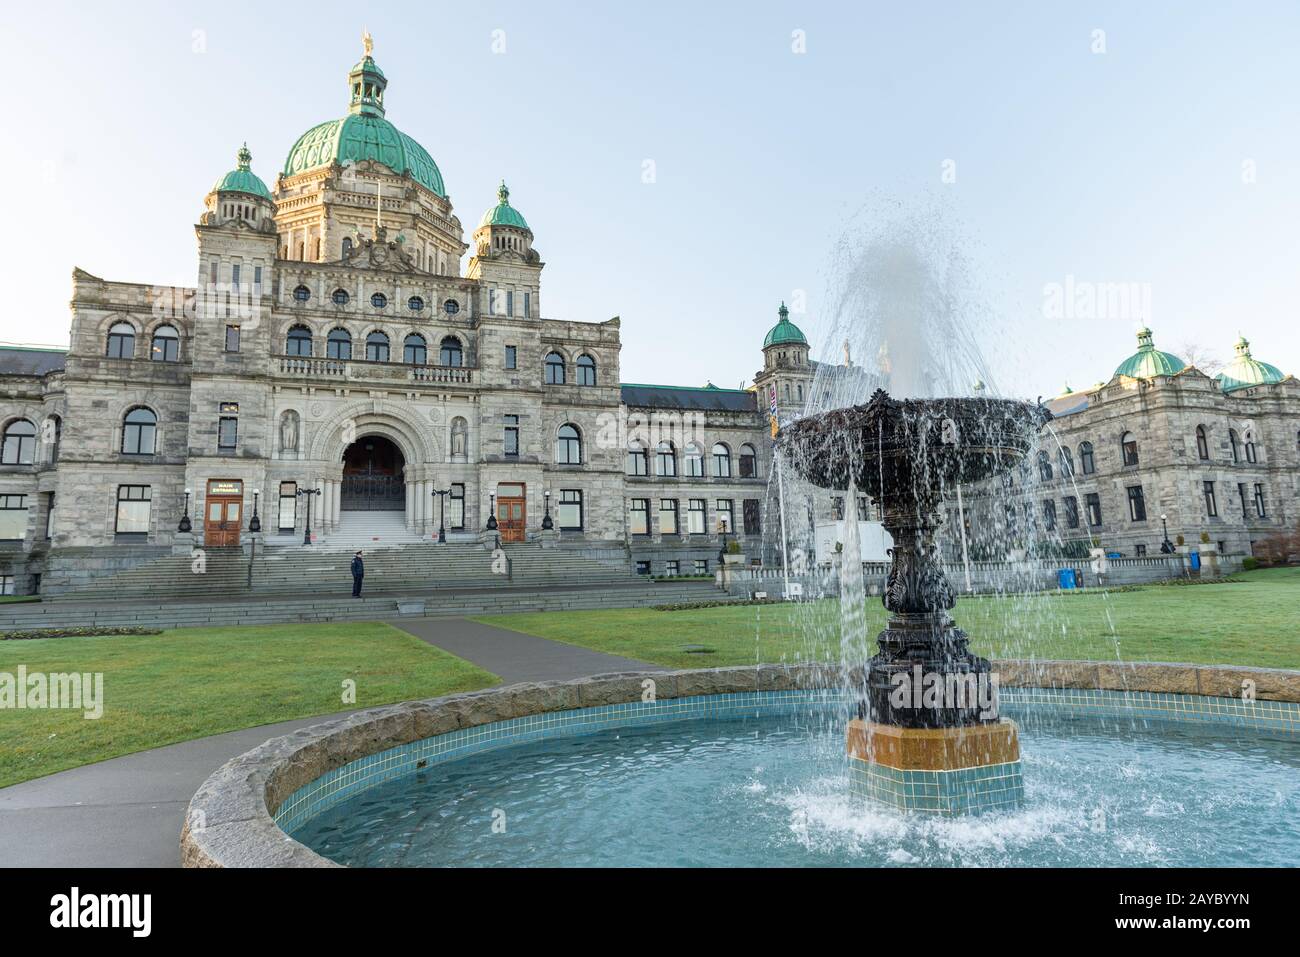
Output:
[443,299,460,316]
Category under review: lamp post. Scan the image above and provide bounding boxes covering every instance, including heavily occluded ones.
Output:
[249,489,261,534]
[717,517,729,562]
[541,489,553,531]
[1160,513,1173,554]
[247,489,261,588]
[297,485,321,545]
[486,492,498,532]
[178,488,192,533]
[431,487,449,544]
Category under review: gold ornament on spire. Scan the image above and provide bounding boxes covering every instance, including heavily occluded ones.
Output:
[362,29,374,58]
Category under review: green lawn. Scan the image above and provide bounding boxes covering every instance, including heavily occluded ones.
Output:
[476,567,1300,671]
[0,622,497,789]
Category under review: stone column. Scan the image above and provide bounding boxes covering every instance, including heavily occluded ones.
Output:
[405,483,416,529]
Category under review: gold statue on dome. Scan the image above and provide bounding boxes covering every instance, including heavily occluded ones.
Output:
[362,29,373,58]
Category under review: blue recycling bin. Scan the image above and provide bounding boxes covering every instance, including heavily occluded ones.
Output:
[1189,551,1201,571]
[1057,568,1077,590]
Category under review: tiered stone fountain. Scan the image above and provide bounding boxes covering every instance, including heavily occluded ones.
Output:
[778,388,1052,814]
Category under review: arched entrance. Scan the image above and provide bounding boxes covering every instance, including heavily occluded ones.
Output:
[341,435,406,511]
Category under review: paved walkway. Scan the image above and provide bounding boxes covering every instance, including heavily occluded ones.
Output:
[0,618,661,868]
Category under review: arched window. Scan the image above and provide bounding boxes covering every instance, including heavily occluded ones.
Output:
[739,444,757,478]
[327,328,352,360]
[576,354,596,386]
[45,415,62,464]
[712,442,731,478]
[1058,446,1074,477]
[450,417,468,459]
[1244,431,1257,464]
[545,352,566,384]
[685,442,705,477]
[1037,450,1053,482]
[1196,425,1209,460]
[121,407,157,456]
[150,324,179,362]
[403,334,427,365]
[0,419,36,464]
[371,292,388,309]
[285,325,312,357]
[1079,441,1095,475]
[1229,429,1240,463]
[365,331,390,362]
[106,322,136,359]
[439,336,463,367]
[1121,431,1139,467]
[656,441,676,476]
[556,424,582,464]
[292,285,311,303]
[342,237,353,258]
[331,288,350,306]
[626,440,648,476]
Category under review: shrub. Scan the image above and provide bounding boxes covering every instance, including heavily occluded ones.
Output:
[1,626,162,641]
[1242,557,1259,571]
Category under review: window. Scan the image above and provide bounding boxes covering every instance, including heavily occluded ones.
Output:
[0,494,27,540]
[293,285,311,303]
[1203,480,1218,517]
[635,560,651,575]
[659,498,679,535]
[1058,447,1074,477]
[1238,482,1249,519]
[150,325,179,362]
[1229,429,1240,462]
[576,354,596,386]
[225,325,241,352]
[507,291,514,316]
[449,484,465,529]
[1,420,37,464]
[629,498,650,535]
[833,497,845,521]
[365,331,390,362]
[370,292,388,309]
[857,497,869,521]
[544,351,566,384]
[342,238,353,258]
[121,407,157,455]
[331,288,350,306]
[1135,544,1147,557]
[1121,432,1139,467]
[439,336,463,367]
[503,415,519,457]
[685,443,704,477]
[218,415,238,453]
[1244,433,1258,463]
[523,292,531,318]
[1042,499,1057,532]
[1253,484,1266,518]
[106,321,135,358]
[327,328,352,360]
[1085,493,1102,527]
[1079,441,1095,475]
[231,264,241,292]
[286,325,312,356]
[443,299,460,316]
[278,482,297,531]
[557,489,582,530]
[665,560,680,577]
[43,491,55,540]
[115,485,151,535]
[504,345,517,370]
[711,442,731,477]
[1127,485,1146,522]
[626,440,648,476]
[556,424,582,464]
[1195,426,1209,460]
[743,499,761,535]
[688,498,707,534]
[407,296,424,312]
[45,416,61,464]
[403,334,427,365]
[1037,451,1053,482]
[716,499,734,533]
[693,559,709,575]
[655,441,676,477]
[739,444,757,478]
[1064,495,1080,529]
[450,417,468,459]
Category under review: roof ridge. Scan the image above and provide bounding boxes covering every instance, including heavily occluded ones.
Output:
[621,382,751,394]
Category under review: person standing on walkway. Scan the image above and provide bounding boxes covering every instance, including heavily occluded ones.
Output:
[351,550,364,598]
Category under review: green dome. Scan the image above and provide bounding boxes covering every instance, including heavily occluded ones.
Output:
[212,144,271,199]
[1113,327,1186,378]
[763,302,808,348]
[1215,335,1285,393]
[282,41,446,197]
[479,182,529,229]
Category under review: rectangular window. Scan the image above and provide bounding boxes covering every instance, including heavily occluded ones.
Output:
[1203,481,1218,518]
[688,498,706,534]
[1238,482,1248,519]
[716,499,734,533]
[1253,484,1266,518]
[1042,499,1057,532]
[665,560,680,577]
[659,498,678,535]
[557,489,582,530]
[278,481,297,531]
[506,290,514,316]
[218,417,238,452]
[1064,495,1080,529]
[831,497,844,521]
[856,497,869,521]
[253,265,263,290]
[635,560,651,575]
[1127,485,1146,522]
[743,499,761,535]
[0,494,28,541]
[504,345,517,370]
[1086,492,1103,527]
[231,264,241,291]
[0,575,13,595]
[503,415,519,457]
[523,293,531,318]
[629,498,650,535]
[449,483,465,529]
[115,485,151,535]
[209,260,218,284]
[43,491,55,540]
[693,559,709,575]
[1135,544,1147,557]
[225,325,241,352]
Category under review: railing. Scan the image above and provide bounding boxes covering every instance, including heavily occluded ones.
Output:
[277,355,474,385]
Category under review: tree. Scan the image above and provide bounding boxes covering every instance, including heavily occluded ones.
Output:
[1177,342,1225,377]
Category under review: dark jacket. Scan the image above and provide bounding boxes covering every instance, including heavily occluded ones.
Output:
[351,556,364,578]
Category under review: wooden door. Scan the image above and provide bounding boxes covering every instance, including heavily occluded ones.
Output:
[205,480,244,547]
[497,495,526,543]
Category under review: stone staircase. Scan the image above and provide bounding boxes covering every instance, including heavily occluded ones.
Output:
[275,510,429,550]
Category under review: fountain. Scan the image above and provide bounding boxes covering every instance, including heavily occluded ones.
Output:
[777,388,1052,814]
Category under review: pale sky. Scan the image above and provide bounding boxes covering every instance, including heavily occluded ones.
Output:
[3,0,1297,397]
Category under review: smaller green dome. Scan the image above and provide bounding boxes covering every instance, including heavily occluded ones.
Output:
[1215,335,1285,393]
[479,181,530,230]
[1113,327,1185,379]
[763,302,808,348]
[212,144,271,199]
